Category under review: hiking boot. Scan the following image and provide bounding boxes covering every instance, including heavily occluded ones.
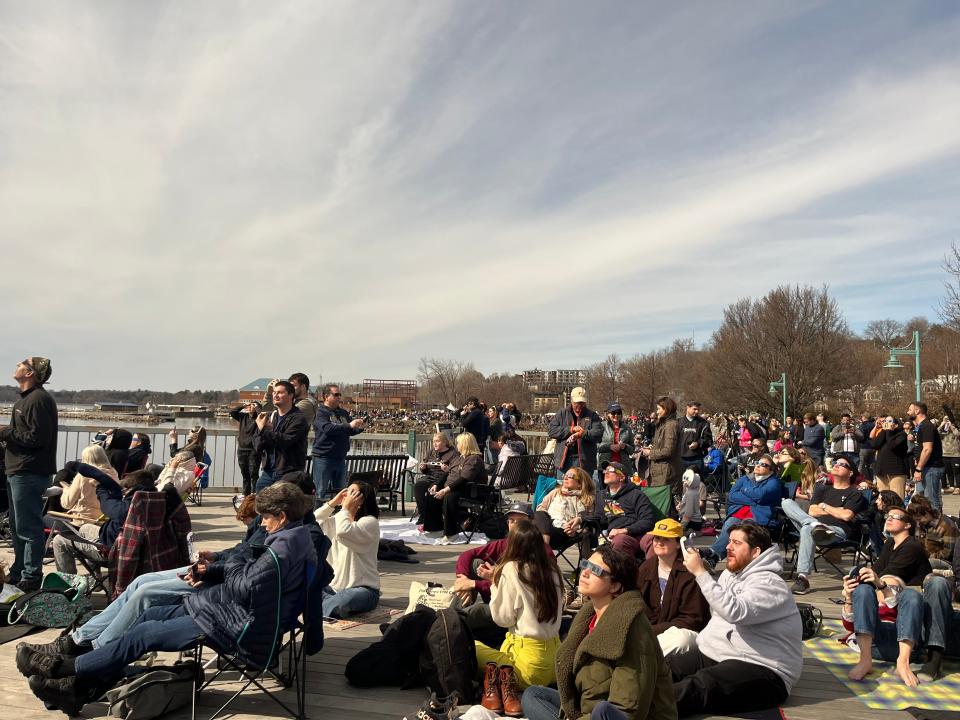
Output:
[481,661,502,713]
[28,676,98,717]
[564,589,584,612]
[16,645,65,679]
[792,575,811,595]
[498,665,523,717]
[411,691,460,720]
[16,577,42,593]
[18,633,88,657]
[811,524,838,545]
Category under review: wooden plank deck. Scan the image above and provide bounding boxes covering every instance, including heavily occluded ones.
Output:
[1,491,956,720]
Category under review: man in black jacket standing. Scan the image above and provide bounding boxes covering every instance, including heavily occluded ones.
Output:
[678,401,712,474]
[228,400,262,496]
[0,357,58,591]
[548,386,603,477]
[253,381,308,493]
[311,383,364,500]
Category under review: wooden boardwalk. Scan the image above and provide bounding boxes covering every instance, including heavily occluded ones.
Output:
[1,492,956,720]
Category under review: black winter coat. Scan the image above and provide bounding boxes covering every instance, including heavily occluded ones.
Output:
[1,386,58,476]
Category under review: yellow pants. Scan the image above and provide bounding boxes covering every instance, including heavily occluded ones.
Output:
[475,632,560,689]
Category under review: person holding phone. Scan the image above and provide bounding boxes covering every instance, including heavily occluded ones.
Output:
[871,415,909,499]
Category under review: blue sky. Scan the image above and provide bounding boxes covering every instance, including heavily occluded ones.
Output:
[1,2,959,390]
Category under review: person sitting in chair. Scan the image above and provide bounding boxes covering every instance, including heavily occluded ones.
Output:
[19,483,317,716]
[417,433,485,545]
[414,433,461,530]
[533,467,595,553]
[592,462,655,560]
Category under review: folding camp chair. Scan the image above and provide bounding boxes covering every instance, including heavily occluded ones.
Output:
[187,557,316,720]
[188,457,210,507]
[46,519,113,599]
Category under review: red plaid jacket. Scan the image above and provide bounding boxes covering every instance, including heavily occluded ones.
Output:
[108,490,192,598]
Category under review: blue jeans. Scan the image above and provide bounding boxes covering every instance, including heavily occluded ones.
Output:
[781,498,848,576]
[708,517,741,558]
[917,466,944,513]
[922,575,960,656]
[322,585,379,619]
[73,567,195,648]
[255,470,278,493]
[851,583,923,661]
[7,473,51,583]
[313,456,347,499]
[522,685,561,720]
[74,604,202,683]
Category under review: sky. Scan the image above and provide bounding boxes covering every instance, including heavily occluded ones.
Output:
[2,1,959,391]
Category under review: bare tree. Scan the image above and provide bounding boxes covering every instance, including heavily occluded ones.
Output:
[863,319,904,347]
[583,354,622,409]
[417,358,480,406]
[700,285,857,414]
[939,241,960,331]
[621,349,668,415]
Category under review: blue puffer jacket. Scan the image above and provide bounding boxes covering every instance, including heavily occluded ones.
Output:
[725,473,782,527]
[184,521,317,669]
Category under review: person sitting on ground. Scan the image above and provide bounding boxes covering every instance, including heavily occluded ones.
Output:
[699,454,781,568]
[521,545,678,720]
[425,432,486,545]
[533,466,595,553]
[636,519,710,660]
[671,523,802,718]
[414,433,460,530]
[592,462,655,560]
[840,506,931,687]
[677,469,703,533]
[476,518,564,716]
[21,471,330,657]
[19,482,317,716]
[907,493,959,564]
[48,462,157,576]
[45,445,110,528]
[316,480,381,619]
[780,454,868,595]
[919,523,960,681]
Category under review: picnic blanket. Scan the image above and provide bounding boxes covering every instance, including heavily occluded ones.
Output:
[378,517,489,546]
[806,620,960,711]
[324,606,404,631]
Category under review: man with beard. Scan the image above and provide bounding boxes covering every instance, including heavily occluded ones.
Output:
[910,401,945,512]
[671,523,802,717]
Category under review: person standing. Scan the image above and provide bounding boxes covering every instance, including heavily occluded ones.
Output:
[801,413,825,467]
[641,397,682,494]
[253,380,309,493]
[597,402,636,478]
[0,357,58,591]
[910,401,944,512]
[677,401,712,475]
[288,372,318,428]
[311,384,365,500]
[938,417,960,496]
[228,400,262,496]
[871,414,909,499]
[548,387,603,478]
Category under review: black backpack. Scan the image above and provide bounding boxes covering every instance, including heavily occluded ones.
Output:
[345,606,437,688]
[797,603,822,640]
[419,608,478,703]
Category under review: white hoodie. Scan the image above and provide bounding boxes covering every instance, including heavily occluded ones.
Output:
[694,545,803,691]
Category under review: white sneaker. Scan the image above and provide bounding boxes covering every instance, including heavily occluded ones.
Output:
[436,536,454,545]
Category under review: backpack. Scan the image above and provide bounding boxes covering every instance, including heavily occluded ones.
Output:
[797,602,822,640]
[104,662,198,720]
[419,608,477,703]
[345,605,436,688]
[8,579,94,629]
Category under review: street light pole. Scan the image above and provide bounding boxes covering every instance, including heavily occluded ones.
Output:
[883,330,921,403]
[768,372,787,427]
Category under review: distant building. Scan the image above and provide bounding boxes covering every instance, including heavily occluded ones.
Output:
[521,368,585,393]
[94,401,140,413]
[355,379,416,411]
[532,391,566,413]
[238,377,321,404]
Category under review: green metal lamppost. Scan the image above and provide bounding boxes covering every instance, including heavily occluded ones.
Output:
[768,372,787,427]
[884,329,921,403]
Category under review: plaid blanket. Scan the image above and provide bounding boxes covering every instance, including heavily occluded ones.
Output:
[806,619,960,711]
[108,490,192,598]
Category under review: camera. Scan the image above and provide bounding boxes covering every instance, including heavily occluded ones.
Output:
[93,432,109,447]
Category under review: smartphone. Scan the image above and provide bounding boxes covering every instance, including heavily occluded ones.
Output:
[680,534,691,555]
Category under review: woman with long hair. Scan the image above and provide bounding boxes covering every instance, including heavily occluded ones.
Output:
[533,466,595,551]
[476,519,564,716]
[522,544,676,720]
[47,445,112,527]
[641,397,682,492]
[775,446,802,489]
[315,480,381,619]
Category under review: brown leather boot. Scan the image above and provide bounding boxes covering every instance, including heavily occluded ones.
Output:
[499,664,523,717]
[481,661,503,714]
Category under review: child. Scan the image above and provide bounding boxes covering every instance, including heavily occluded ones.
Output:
[678,468,703,533]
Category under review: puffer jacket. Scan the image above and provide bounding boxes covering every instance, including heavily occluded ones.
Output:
[556,591,678,720]
[648,417,682,490]
[597,421,636,476]
[184,521,317,669]
[724,473,782,527]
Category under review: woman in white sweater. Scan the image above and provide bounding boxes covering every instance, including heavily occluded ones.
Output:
[476,518,565,710]
[315,480,381,619]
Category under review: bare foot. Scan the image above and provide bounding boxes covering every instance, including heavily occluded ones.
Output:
[848,659,873,681]
[896,661,920,688]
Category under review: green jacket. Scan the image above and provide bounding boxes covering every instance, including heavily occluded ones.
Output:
[556,591,678,720]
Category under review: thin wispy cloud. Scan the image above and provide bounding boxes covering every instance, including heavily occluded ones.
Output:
[1,2,958,390]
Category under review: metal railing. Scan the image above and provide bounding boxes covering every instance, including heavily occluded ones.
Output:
[53,425,548,491]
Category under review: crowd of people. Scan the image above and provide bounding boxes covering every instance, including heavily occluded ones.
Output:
[3,358,960,719]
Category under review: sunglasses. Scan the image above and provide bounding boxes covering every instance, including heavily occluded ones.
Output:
[833,462,852,470]
[887,513,907,521]
[755,462,773,469]
[579,559,608,577]
[331,392,342,397]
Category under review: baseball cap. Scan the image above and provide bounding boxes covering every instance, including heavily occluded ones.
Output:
[601,461,625,476]
[570,386,587,403]
[505,502,533,518]
[649,518,683,539]
[607,402,622,413]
